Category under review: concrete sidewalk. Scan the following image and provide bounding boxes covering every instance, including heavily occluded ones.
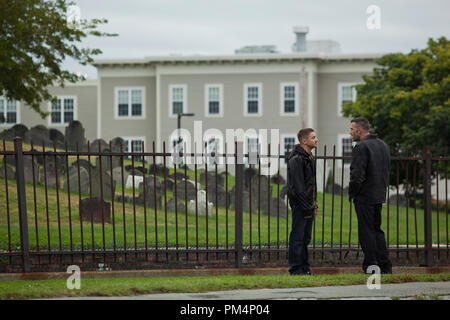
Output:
[41,281,450,300]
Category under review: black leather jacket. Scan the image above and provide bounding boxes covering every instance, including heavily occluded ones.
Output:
[287,144,317,214]
[349,134,390,204]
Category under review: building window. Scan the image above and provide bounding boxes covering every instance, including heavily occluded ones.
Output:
[244,84,262,116]
[205,85,223,116]
[205,135,223,165]
[338,83,357,116]
[50,97,76,124]
[246,136,260,164]
[283,136,296,163]
[0,98,18,124]
[281,83,298,115]
[123,137,145,162]
[170,85,186,116]
[116,88,144,118]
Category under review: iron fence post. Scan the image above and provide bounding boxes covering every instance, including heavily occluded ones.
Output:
[14,137,30,272]
[235,141,244,268]
[423,146,433,266]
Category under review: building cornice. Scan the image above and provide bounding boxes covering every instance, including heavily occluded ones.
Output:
[93,52,386,68]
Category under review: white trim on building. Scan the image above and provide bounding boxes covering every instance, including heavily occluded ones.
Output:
[337,82,359,118]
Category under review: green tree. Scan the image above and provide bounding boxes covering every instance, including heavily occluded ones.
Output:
[0,0,117,118]
[342,37,450,157]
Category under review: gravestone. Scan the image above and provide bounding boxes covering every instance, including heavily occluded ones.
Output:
[79,198,111,223]
[149,163,169,177]
[110,137,126,152]
[63,166,89,194]
[244,167,257,188]
[270,173,286,185]
[112,167,129,186]
[126,175,144,189]
[28,125,51,146]
[39,160,61,188]
[90,139,109,153]
[174,179,197,201]
[229,188,250,212]
[204,184,230,208]
[23,155,39,184]
[49,128,65,148]
[11,124,29,139]
[0,165,15,180]
[166,198,187,213]
[90,167,116,200]
[136,176,163,208]
[189,190,213,217]
[200,171,225,188]
[65,121,86,151]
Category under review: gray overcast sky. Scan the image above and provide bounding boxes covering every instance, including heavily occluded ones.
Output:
[66,0,450,79]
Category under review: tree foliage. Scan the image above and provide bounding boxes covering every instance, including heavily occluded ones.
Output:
[342,37,450,157]
[0,0,117,118]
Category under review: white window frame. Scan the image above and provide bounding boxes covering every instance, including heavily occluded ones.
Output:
[169,84,187,118]
[337,82,359,117]
[48,95,77,126]
[281,134,297,165]
[243,83,263,117]
[0,97,20,126]
[244,134,261,164]
[280,82,299,116]
[204,84,224,118]
[114,87,146,120]
[337,133,354,167]
[122,136,146,161]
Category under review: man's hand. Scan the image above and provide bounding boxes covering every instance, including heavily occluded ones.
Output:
[314,208,318,215]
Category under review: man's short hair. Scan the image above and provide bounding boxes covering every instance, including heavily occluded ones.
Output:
[297,128,315,143]
[351,117,370,132]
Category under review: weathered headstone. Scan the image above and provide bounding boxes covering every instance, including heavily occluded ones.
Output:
[0,165,15,180]
[65,120,86,151]
[126,175,144,189]
[166,198,187,213]
[174,179,197,201]
[189,190,213,217]
[204,184,230,208]
[28,125,51,146]
[200,171,224,187]
[91,139,109,153]
[110,137,126,152]
[23,155,39,184]
[136,176,163,208]
[39,160,61,188]
[149,163,169,177]
[79,198,111,223]
[112,167,129,186]
[49,128,65,148]
[63,166,89,194]
[90,167,116,200]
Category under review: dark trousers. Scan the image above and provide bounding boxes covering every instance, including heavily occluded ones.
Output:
[354,201,392,273]
[288,204,314,274]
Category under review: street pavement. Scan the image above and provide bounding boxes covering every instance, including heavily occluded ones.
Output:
[42,281,450,300]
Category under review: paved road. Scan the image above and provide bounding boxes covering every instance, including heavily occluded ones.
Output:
[42,281,450,300]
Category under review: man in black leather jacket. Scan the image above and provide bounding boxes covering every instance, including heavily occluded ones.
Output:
[349,117,392,274]
[287,128,318,275]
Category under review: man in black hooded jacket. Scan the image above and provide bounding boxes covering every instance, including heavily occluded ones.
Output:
[287,128,318,275]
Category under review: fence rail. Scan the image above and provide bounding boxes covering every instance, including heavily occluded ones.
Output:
[0,137,448,272]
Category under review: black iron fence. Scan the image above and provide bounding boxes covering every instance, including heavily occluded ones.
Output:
[0,138,448,272]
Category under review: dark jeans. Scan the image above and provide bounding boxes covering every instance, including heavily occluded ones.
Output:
[354,201,392,273]
[288,204,314,274]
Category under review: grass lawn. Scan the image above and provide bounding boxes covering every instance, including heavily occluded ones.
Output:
[0,175,448,252]
[0,273,449,300]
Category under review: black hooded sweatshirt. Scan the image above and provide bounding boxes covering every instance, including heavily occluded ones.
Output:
[287,144,317,214]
